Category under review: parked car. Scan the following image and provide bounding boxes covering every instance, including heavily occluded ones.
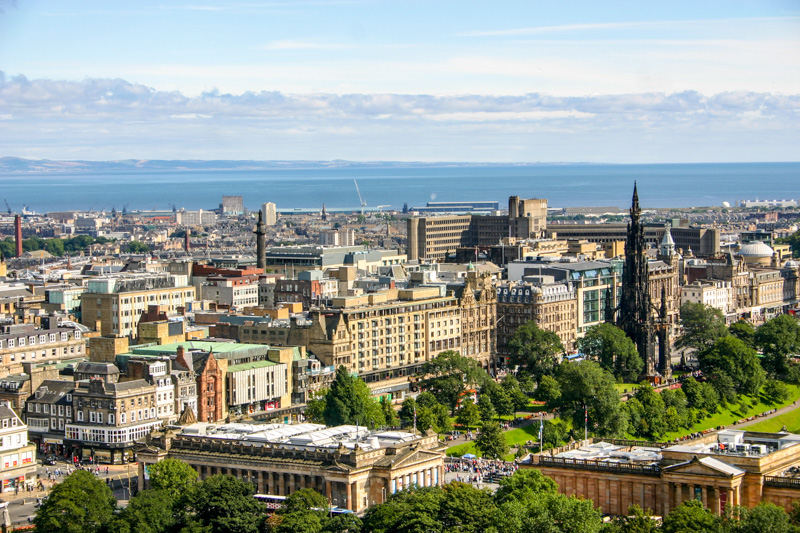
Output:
[43,455,57,465]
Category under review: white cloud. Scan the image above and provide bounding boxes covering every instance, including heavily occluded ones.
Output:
[0,72,797,163]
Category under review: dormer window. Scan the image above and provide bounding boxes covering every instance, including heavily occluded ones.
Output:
[29,336,36,346]
[7,339,14,348]
[39,335,46,344]
[18,337,25,347]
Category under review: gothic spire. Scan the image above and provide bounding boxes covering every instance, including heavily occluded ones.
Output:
[631,181,641,217]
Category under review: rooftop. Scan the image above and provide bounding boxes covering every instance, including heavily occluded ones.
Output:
[178,422,420,451]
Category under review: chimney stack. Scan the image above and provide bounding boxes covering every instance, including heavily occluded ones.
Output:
[14,215,23,257]
[184,232,191,252]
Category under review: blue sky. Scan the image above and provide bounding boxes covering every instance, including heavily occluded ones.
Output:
[0,0,798,163]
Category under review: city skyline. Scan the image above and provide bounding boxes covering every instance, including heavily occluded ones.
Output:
[0,1,798,162]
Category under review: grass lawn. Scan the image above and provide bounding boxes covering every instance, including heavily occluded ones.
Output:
[743,405,800,433]
[659,383,800,441]
[446,424,541,461]
[614,383,637,396]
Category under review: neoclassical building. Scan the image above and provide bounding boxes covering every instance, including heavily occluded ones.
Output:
[525,429,800,517]
[136,422,445,513]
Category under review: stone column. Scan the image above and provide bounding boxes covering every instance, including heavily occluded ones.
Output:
[674,483,682,507]
[326,480,332,502]
[701,485,708,508]
[351,482,358,512]
[710,486,720,515]
[344,482,351,510]
[257,471,264,493]
[661,482,671,518]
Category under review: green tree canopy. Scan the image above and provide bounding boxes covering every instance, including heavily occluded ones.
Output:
[419,350,490,411]
[625,383,667,440]
[661,500,718,533]
[494,468,557,505]
[576,323,643,381]
[475,420,509,459]
[677,302,728,351]
[107,489,177,533]
[188,474,265,533]
[147,458,198,502]
[553,360,628,437]
[755,314,800,375]
[455,398,481,428]
[729,321,756,349]
[699,336,766,396]
[507,321,564,382]
[323,366,385,428]
[34,470,116,533]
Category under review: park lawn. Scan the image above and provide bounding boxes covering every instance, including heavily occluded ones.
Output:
[446,424,541,461]
[744,405,800,433]
[614,383,637,396]
[659,383,800,441]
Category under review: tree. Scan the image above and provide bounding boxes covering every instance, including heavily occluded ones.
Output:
[439,482,496,533]
[34,470,116,533]
[455,398,481,428]
[398,397,417,428]
[188,474,265,533]
[609,505,659,533]
[763,379,791,405]
[534,374,561,404]
[489,492,602,533]
[755,314,800,375]
[507,321,564,381]
[626,383,667,440]
[661,388,691,431]
[541,418,569,450]
[380,397,399,428]
[554,361,628,437]
[576,323,643,381]
[147,458,198,502]
[323,366,385,428]
[420,351,490,411]
[494,468,557,504]
[483,380,514,420]
[126,240,150,253]
[699,336,766,396]
[677,302,728,351]
[478,393,496,422]
[661,500,719,533]
[727,502,798,533]
[107,490,177,533]
[729,321,756,349]
[475,420,509,459]
[501,376,530,414]
[280,487,328,515]
[305,393,327,424]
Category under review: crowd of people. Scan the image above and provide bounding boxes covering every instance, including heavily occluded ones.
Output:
[445,457,519,486]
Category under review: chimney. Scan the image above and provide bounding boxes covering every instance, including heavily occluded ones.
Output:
[184,232,191,252]
[14,215,23,257]
[176,345,190,370]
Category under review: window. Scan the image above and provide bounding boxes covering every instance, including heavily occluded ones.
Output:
[39,335,46,344]
[18,337,25,347]
[29,336,36,346]
[7,339,13,348]
[77,411,84,422]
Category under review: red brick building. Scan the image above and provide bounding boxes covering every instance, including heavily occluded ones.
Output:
[175,346,225,422]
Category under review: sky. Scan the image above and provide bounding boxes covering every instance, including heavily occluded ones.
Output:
[0,0,798,163]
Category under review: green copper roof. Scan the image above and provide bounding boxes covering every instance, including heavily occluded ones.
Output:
[226,360,279,372]
[130,341,269,355]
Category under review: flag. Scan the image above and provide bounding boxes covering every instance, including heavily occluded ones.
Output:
[538,417,543,445]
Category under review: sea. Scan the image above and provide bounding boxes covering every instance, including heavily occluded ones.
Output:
[2,162,798,214]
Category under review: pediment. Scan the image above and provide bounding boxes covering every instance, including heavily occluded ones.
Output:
[663,456,744,478]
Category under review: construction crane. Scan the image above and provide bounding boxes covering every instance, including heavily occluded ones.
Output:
[4,199,10,215]
[353,179,367,215]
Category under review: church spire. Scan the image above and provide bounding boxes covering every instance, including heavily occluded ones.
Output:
[631,181,641,218]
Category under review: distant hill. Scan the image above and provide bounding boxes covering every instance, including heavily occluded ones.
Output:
[0,157,582,173]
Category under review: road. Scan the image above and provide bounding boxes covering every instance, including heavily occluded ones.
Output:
[2,458,137,528]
